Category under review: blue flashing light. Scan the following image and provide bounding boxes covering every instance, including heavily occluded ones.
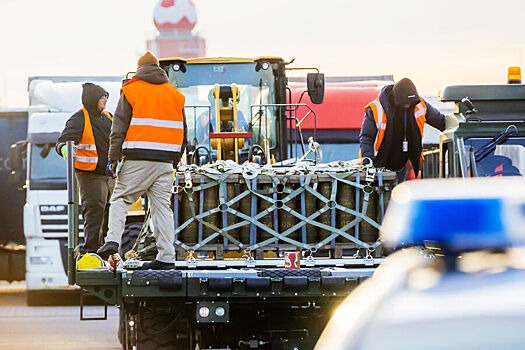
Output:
[394,198,511,251]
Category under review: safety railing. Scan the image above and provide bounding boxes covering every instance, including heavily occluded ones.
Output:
[422,148,440,179]
[66,141,79,285]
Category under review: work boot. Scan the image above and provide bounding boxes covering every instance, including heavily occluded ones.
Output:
[140,259,175,270]
[96,241,119,260]
[79,244,98,255]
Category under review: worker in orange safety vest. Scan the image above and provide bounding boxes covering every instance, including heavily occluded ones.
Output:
[56,83,115,254]
[97,51,187,270]
[359,78,457,184]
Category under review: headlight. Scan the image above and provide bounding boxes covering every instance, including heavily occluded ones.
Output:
[198,306,210,318]
[30,256,52,265]
[215,306,225,317]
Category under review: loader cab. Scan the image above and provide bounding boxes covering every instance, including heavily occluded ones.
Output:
[160,57,324,164]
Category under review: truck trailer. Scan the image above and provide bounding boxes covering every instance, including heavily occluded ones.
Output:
[68,57,397,349]
[70,62,525,349]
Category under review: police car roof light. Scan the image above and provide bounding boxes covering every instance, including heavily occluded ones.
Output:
[381,178,525,252]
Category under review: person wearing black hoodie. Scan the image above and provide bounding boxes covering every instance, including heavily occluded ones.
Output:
[359,78,454,184]
[97,51,187,270]
[55,83,115,254]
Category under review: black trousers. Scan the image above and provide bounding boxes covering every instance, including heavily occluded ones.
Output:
[76,171,115,253]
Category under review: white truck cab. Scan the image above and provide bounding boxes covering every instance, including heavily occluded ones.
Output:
[10,77,122,301]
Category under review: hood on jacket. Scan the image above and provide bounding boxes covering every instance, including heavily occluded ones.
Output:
[392,78,420,107]
[82,83,108,111]
[133,64,169,85]
[378,84,395,114]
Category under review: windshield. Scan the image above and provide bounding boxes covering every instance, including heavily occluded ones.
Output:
[465,137,525,176]
[289,143,361,163]
[29,143,66,190]
[167,62,277,150]
[319,143,361,163]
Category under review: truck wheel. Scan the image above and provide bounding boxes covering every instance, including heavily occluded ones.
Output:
[137,310,188,349]
[120,222,142,257]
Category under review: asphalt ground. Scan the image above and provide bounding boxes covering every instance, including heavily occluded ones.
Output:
[0,281,121,350]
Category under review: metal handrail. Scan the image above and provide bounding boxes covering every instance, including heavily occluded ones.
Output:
[66,141,79,285]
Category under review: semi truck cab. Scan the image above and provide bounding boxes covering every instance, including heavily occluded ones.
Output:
[9,77,122,303]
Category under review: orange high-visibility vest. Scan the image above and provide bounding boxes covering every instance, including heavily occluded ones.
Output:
[366,98,427,156]
[75,108,112,171]
[121,78,185,153]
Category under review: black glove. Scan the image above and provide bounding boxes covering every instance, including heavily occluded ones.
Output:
[106,160,117,178]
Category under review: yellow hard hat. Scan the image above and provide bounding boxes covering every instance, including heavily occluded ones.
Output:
[77,252,105,270]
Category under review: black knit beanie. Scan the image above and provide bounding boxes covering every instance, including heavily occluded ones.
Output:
[393,78,419,107]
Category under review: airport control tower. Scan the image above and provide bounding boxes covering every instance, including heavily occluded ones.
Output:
[147,0,206,59]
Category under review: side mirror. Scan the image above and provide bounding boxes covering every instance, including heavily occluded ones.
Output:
[9,171,25,189]
[307,73,325,104]
[461,97,477,115]
[7,142,24,171]
[7,141,27,190]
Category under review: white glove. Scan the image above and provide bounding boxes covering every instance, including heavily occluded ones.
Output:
[445,113,459,130]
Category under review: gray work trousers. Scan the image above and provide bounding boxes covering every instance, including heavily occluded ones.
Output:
[105,160,175,263]
[76,172,115,253]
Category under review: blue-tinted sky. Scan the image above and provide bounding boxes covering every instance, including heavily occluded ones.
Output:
[0,0,524,106]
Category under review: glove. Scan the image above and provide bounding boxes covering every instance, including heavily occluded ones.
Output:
[106,160,117,178]
[60,145,67,160]
[445,113,459,130]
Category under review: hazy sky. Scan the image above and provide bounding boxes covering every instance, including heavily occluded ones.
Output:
[0,0,524,107]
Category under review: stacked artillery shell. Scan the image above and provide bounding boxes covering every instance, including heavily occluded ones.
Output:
[180,189,198,244]
[258,181,275,242]
[336,178,356,242]
[278,182,299,243]
[359,188,378,243]
[303,186,318,244]
[202,181,220,244]
[238,182,252,245]
[317,180,333,241]
[224,182,239,241]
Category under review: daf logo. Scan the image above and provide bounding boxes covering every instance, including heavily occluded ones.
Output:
[40,205,66,214]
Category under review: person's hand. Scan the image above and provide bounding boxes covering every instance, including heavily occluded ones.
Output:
[445,113,459,130]
[106,160,117,178]
[60,145,67,160]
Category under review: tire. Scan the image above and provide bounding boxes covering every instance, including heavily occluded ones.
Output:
[137,310,184,350]
[120,222,143,257]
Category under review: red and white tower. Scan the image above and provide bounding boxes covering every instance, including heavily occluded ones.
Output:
[147,0,206,59]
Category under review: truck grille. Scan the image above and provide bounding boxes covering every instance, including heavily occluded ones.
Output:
[39,205,83,237]
[40,215,84,236]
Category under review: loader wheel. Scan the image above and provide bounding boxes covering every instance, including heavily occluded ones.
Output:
[120,222,142,256]
[137,309,189,349]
